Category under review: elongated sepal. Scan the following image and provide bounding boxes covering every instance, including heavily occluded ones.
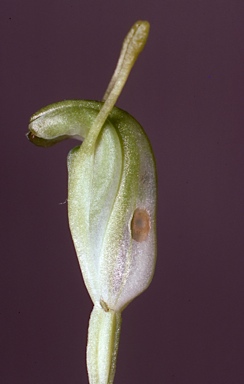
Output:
[87,305,122,384]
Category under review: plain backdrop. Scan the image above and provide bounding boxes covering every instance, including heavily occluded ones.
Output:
[1,1,244,383]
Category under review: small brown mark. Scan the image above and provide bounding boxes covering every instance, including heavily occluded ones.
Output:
[100,299,109,312]
[131,208,150,242]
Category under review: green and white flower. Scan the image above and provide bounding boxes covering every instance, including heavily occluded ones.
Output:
[28,21,157,384]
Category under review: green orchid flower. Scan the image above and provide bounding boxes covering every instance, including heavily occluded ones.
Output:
[27,21,157,384]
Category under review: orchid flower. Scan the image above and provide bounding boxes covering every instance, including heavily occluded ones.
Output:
[27,20,157,384]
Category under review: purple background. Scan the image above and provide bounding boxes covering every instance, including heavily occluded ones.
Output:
[1,1,244,383]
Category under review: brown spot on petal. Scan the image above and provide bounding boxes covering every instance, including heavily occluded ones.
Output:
[131,208,150,242]
[100,299,109,312]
